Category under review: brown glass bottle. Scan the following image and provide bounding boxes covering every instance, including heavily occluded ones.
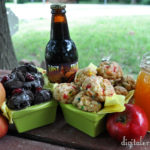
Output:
[45,4,78,83]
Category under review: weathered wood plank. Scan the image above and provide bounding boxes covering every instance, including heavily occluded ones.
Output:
[8,111,150,150]
[0,135,73,150]
[0,70,11,78]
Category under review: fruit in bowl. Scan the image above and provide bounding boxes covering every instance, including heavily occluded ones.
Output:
[0,64,58,133]
[55,60,136,137]
[1,63,52,110]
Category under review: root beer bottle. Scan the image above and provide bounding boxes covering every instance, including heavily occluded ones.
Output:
[45,4,78,83]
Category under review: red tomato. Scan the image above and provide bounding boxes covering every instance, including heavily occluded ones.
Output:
[0,114,8,138]
[106,104,148,142]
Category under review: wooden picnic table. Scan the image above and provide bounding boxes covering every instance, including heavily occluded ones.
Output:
[0,69,150,150]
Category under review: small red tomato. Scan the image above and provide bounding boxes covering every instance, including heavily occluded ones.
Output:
[106,104,148,142]
[0,114,8,138]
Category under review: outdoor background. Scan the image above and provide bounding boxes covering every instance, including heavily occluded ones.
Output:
[5,0,150,78]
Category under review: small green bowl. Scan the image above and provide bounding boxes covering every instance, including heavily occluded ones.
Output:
[60,103,106,137]
[12,100,58,133]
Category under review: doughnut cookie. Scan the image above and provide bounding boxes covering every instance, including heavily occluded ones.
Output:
[97,61,123,81]
[82,76,115,102]
[73,91,102,112]
[114,86,128,96]
[74,66,97,87]
[121,75,136,91]
[53,83,79,104]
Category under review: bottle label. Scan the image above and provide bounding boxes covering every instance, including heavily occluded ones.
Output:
[47,62,78,83]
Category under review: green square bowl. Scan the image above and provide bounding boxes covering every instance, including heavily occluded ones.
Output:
[12,100,58,133]
[60,103,106,137]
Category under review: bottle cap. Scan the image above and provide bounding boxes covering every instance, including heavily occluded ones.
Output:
[51,4,66,9]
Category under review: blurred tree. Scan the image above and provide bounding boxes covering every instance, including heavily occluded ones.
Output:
[104,0,107,4]
[131,0,137,3]
[13,0,17,3]
[0,0,18,69]
[118,0,126,3]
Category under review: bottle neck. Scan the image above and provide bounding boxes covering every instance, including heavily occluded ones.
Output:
[50,12,70,40]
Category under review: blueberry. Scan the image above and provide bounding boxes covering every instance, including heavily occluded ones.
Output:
[4,80,24,94]
[12,65,28,74]
[26,64,37,73]
[23,80,42,92]
[34,72,44,87]
[34,90,52,104]
[12,64,37,74]
[7,90,34,110]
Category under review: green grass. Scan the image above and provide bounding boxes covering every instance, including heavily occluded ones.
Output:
[79,0,100,4]
[12,16,150,77]
[79,0,119,4]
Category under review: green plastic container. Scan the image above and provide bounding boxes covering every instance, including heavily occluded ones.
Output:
[60,103,106,137]
[12,100,58,133]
